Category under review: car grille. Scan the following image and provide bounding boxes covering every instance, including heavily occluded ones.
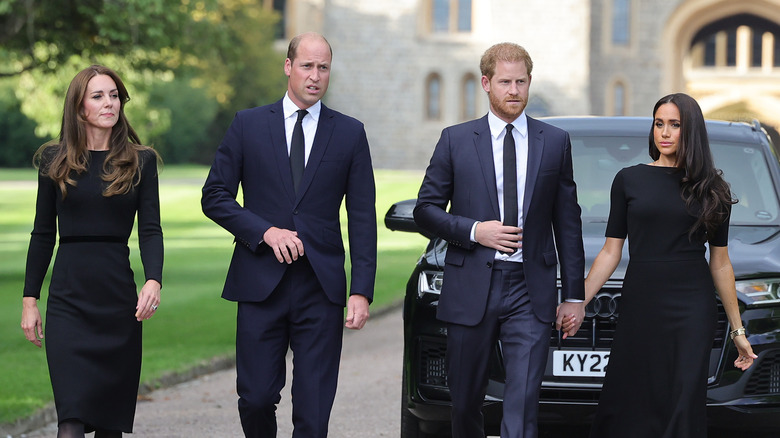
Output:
[416,336,504,402]
[418,337,448,387]
[745,349,780,395]
[549,287,729,350]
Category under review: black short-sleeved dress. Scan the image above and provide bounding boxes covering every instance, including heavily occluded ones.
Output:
[23,148,163,433]
[589,164,728,438]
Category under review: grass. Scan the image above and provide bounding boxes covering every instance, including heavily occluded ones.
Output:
[0,165,427,425]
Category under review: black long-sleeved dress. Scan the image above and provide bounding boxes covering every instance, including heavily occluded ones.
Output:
[23,148,163,432]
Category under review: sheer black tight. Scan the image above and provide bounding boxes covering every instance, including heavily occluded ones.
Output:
[57,420,122,438]
[56,420,84,438]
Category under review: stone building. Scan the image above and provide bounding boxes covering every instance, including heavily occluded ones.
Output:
[267,0,780,169]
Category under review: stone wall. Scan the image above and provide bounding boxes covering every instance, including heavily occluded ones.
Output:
[321,0,591,169]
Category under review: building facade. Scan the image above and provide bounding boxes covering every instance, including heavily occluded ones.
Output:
[275,0,780,169]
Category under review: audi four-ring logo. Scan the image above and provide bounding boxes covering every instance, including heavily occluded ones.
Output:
[585,292,621,319]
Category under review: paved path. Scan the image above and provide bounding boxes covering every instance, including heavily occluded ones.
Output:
[17,307,404,437]
[11,305,754,438]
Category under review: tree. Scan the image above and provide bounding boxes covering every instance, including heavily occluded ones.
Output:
[181,0,286,110]
[146,77,218,163]
[0,0,197,77]
[0,0,286,164]
[169,0,287,163]
[0,78,45,167]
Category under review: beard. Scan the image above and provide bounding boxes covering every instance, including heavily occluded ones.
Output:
[489,92,527,121]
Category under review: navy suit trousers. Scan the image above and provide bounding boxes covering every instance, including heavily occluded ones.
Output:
[446,261,549,438]
[235,256,344,438]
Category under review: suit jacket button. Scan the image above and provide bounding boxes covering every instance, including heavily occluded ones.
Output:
[486,261,493,268]
[293,209,299,214]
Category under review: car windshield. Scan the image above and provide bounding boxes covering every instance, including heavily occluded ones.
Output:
[571,136,780,226]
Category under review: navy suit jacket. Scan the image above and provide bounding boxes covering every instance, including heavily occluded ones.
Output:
[414,115,584,325]
[202,99,377,306]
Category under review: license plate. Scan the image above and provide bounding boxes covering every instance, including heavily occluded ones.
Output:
[552,350,610,377]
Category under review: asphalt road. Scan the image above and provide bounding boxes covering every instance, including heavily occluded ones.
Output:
[18,306,404,438]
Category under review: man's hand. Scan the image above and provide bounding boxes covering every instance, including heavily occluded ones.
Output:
[345,294,370,330]
[556,301,585,339]
[263,227,304,263]
[474,220,522,253]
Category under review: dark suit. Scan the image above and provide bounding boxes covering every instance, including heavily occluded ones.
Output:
[414,114,584,437]
[202,99,377,437]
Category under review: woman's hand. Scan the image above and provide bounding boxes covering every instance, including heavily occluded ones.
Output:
[21,297,44,348]
[135,279,162,321]
[733,335,758,371]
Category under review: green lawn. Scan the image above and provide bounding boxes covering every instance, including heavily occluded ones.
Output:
[0,166,427,425]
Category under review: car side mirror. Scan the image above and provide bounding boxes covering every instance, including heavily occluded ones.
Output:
[384,199,437,240]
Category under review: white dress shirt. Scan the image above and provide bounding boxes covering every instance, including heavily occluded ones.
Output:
[283,92,321,165]
[470,110,528,262]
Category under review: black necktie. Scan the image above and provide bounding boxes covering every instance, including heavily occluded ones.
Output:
[290,109,308,193]
[503,124,518,228]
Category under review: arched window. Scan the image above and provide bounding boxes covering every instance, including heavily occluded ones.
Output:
[426,73,442,120]
[461,74,477,120]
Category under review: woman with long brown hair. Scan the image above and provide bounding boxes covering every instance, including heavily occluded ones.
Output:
[569,93,756,437]
[20,65,163,437]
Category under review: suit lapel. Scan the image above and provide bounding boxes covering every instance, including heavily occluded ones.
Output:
[268,100,297,202]
[295,104,335,205]
[474,116,501,219]
[523,117,544,217]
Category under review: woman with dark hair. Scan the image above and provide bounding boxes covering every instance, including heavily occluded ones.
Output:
[571,93,756,437]
[20,65,163,437]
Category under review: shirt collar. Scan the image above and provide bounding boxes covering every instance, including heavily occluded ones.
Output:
[283,92,321,122]
[487,110,528,140]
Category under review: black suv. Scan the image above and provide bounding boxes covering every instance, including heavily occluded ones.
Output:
[386,117,780,437]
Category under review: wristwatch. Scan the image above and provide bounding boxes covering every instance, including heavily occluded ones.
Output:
[729,327,747,339]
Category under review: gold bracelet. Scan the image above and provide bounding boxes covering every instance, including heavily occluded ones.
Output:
[729,327,746,339]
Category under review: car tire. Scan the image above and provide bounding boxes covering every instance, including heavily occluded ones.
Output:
[400,403,422,437]
[401,368,452,438]
[401,368,423,438]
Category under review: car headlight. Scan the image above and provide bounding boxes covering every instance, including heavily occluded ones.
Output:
[418,270,443,298]
[735,278,780,306]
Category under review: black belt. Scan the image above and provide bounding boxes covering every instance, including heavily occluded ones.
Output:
[59,235,127,244]
[491,260,523,271]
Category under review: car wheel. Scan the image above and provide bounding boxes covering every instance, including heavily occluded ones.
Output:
[401,368,423,438]
[401,402,421,437]
[401,368,452,438]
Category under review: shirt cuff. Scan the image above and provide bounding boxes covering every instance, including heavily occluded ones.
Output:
[470,221,480,242]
